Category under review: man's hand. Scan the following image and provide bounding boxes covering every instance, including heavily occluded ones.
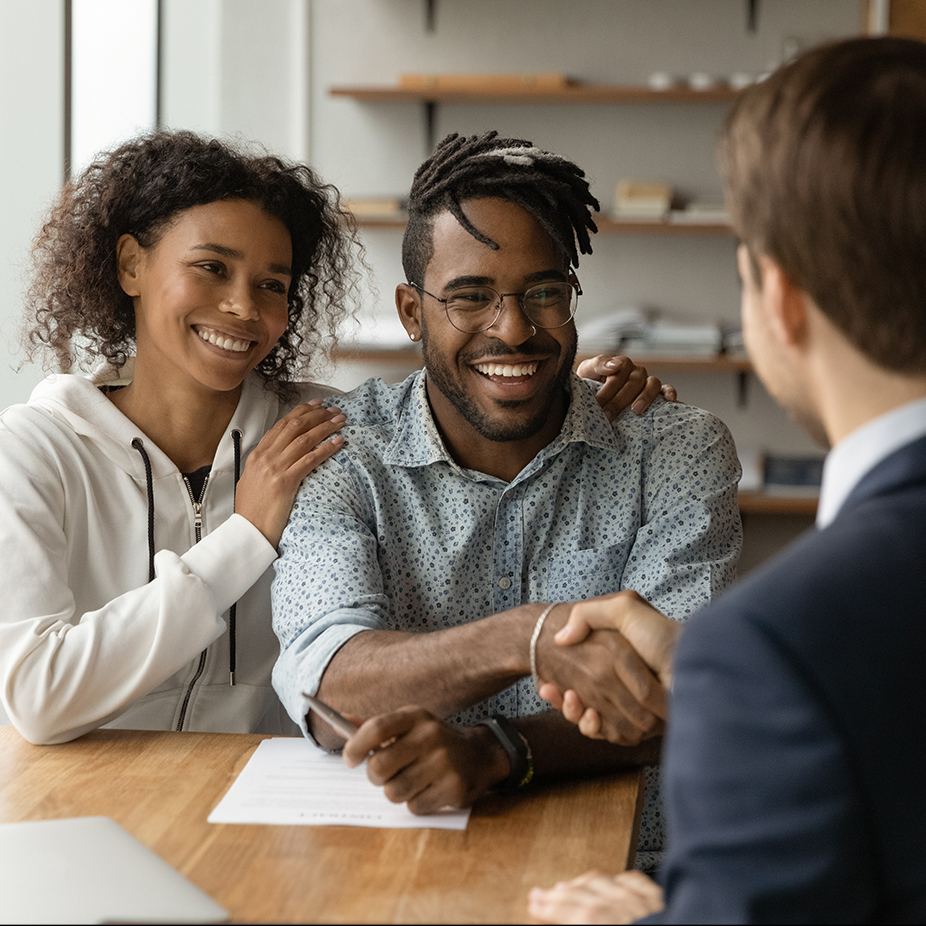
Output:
[533,604,668,746]
[538,592,683,743]
[341,706,509,814]
[577,355,678,422]
[528,869,665,925]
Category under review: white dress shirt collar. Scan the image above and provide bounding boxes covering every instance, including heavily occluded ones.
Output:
[817,395,926,529]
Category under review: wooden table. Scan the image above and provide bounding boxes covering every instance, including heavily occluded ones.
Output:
[0,727,644,924]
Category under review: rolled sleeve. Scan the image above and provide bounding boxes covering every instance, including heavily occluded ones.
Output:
[271,453,389,737]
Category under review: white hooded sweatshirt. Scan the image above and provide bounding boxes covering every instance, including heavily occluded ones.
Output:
[0,366,335,744]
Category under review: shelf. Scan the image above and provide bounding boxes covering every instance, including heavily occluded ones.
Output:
[584,355,751,373]
[596,217,732,235]
[738,492,818,516]
[332,347,751,374]
[333,347,423,365]
[349,213,733,235]
[330,81,739,151]
[329,83,740,104]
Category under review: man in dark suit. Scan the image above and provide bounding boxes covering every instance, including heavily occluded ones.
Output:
[528,36,926,923]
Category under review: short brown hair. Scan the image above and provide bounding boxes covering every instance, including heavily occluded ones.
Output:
[720,37,926,373]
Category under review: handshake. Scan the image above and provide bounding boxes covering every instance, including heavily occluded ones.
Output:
[325,589,683,817]
[534,590,682,745]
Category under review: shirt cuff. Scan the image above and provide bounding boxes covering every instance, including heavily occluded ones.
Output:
[272,620,378,745]
[179,513,278,614]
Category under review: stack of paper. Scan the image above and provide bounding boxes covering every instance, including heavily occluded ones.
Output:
[613,180,673,220]
[762,454,825,496]
[578,308,722,358]
[668,202,730,224]
[576,308,649,354]
[621,321,722,358]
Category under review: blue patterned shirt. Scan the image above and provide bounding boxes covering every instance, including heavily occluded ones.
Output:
[271,371,742,861]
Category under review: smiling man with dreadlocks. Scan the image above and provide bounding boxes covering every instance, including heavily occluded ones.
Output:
[271,132,742,869]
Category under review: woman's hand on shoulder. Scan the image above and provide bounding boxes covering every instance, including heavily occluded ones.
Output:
[576,355,678,422]
[234,399,346,549]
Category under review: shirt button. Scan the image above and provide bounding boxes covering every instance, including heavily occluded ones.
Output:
[498,576,512,589]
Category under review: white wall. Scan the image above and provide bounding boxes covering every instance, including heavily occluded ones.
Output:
[0,0,65,409]
[162,0,310,161]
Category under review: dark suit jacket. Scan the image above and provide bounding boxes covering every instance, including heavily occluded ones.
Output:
[650,432,926,923]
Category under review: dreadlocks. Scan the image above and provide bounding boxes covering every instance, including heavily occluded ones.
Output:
[401,131,600,284]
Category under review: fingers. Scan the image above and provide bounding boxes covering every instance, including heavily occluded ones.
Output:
[555,592,679,691]
[561,689,586,725]
[577,707,604,740]
[528,870,665,925]
[234,402,349,547]
[538,681,565,709]
[629,375,663,416]
[576,355,630,385]
[262,403,347,478]
[539,615,669,743]
[595,632,668,729]
[578,356,677,420]
[342,707,475,814]
[342,707,420,767]
[554,592,639,645]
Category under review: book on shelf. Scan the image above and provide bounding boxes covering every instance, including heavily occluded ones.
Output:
[761,453,825,497]
[613,180,673,221]
[577,307,723,358]
[668,202,730,224]
[398,73,578,92]
[577,306,723,356]
[343,196,407,219]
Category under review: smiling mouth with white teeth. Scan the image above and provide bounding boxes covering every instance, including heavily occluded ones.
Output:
[473,361,540,378]
[196,326,254,354]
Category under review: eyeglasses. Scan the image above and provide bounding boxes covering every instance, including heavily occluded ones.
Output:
[409,279,581,333]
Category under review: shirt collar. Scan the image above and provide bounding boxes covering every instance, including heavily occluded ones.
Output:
[817,394,926,528]
[383,370,615,474]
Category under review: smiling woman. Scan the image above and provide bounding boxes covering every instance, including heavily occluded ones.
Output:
[0,129,362,744]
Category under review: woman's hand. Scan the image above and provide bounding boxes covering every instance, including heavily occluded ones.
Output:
[234,398,346,549]
[529,870,665,924]
[576,355,678,422]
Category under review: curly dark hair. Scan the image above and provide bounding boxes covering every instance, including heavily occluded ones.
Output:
[24,129,363,397]
[402,131,600,284]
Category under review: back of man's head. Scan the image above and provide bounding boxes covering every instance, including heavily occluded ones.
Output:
[720,36,926,374]
[401,131,600,284]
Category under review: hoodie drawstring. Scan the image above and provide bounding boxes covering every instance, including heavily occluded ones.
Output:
[131,439,156,582]
[229,430,242,686]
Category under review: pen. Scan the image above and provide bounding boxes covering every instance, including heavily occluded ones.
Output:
[303,692,359,739]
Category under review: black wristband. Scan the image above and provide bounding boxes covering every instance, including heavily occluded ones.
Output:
[476,714,534,791]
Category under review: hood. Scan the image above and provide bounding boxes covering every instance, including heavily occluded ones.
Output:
[27,361,281,481]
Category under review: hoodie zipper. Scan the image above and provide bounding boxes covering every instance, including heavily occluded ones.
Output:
[176,473,210,731]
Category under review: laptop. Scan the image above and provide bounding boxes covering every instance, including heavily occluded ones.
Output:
[0,816,228,924]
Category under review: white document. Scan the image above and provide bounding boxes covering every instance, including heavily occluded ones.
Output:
[208,737,471,830]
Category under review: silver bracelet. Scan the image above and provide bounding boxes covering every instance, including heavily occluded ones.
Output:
[529,603,558,693]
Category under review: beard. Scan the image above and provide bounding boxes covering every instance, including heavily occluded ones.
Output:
[421,319,577,443]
